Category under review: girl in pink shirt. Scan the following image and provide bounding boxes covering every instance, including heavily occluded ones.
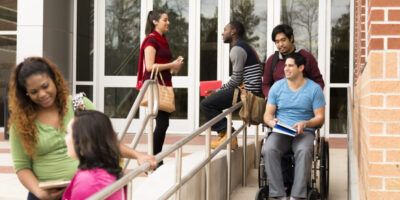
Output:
[63,110,124,200]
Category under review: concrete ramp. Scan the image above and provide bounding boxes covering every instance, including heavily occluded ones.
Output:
[133,142,256,200]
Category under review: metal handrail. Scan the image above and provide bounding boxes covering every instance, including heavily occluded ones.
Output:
[88,101,256,200]
[116,79,159,170]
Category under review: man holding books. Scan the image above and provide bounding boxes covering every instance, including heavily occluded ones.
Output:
[263,53,325,200]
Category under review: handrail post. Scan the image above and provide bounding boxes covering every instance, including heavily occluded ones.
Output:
[175,148,183,200]
[226,113,232,200]
[242,124,247,186]
[255,124,259,168]
[205,127,211,200]
[148,84,155,155]
[126,181,132,200]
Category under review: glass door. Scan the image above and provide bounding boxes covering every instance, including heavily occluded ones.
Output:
[95,0,194,133]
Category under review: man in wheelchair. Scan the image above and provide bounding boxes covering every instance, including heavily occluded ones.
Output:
[262,53,325,200]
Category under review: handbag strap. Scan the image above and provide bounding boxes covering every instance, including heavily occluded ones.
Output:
[232,88,240,106]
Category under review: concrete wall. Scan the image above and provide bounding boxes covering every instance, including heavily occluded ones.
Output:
[353,0,400,199]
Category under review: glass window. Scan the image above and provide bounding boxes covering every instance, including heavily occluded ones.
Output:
[0,35,16,127]
[154,0,189,76]
[76,0,94,81]
[170,88,188,119]
[231,0,268,62]
[0,0,17,31]
[76,85,93,101]
[281,0,319,57]
[331,0,350,83]
[104,88,139,118]
[105,0,141,76]
[199,0,218,125]
[330,88,347,134]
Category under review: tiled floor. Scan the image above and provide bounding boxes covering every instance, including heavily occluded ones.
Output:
[0,133,347,200]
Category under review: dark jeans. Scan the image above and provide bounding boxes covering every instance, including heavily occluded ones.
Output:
[200,88,238,133]
[153,110,170,155]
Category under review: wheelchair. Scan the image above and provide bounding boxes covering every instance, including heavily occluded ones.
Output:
[255,129,329,200]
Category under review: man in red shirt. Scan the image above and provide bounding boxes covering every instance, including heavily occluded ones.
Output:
[262,24,324,98]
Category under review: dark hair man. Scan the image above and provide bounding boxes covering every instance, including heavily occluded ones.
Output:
[262,24,324,98]
[200,21,262,149]
[263,53,325,200]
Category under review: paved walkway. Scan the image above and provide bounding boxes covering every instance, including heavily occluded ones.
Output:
[0,135,347,200]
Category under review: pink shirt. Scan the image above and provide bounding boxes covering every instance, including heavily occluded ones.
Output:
[62,168,124,200]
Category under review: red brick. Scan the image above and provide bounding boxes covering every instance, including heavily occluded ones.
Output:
[369,38,384,50]
[369,52,384,78]
[368,150,384,162]
[387,123,400,135]
[387,151,400,162]
[371,9,385,21]
[386,178,400,190]
[369,163,400,176]
[387,95,400,107]
[389,10,400,21]
[386,52,399,78]
[388,38,400,49]
[368,176,383,189]
[369,191,400,200]
[365,109,400,122]
[369,81,400,93]
[371,0,400,7]
[371,24,400,35]
[369,136,400,148]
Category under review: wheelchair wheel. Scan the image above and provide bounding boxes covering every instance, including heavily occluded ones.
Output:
[255,187,268,200]
[258,139,268,188]
[307,188,320,200]
[319,141,330,200]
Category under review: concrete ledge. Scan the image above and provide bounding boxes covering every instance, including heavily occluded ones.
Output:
[133,142,256,200]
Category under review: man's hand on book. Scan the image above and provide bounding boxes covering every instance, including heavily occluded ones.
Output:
[267,118,278,128]
[293,121,308,134]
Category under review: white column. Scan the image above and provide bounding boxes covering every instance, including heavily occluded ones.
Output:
[17,0,44,62]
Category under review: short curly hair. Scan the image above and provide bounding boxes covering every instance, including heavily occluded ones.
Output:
[8,57,69,156]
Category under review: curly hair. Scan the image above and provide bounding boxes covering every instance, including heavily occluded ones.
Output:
[72,110,122,178]
[8,57,69,157]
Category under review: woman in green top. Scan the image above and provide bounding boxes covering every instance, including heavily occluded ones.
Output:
[8,57,157,200]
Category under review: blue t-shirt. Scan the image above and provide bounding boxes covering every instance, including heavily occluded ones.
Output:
[267,78,325,128]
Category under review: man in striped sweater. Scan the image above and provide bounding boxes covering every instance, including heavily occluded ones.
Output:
[200,21,263,149]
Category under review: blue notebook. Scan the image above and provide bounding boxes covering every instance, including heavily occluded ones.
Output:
[272,122,297,137]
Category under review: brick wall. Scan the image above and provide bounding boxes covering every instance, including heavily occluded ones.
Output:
[353,0,400,199]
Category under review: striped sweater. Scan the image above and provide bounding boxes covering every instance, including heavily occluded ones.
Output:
[220,40,263,94]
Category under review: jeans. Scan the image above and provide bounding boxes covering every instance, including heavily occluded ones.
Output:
[200,88,238,133]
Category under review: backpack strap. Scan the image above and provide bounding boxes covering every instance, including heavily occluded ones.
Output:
[270,51,280,81]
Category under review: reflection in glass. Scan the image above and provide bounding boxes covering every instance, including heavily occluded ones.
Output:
[331,0,350,83]
[170,88,188,119]
[76,0,94,81]
[105,0,141,76]
[0,35,16,127]
[154,0,189,76]
[330,88,347,134]
[231,0,268,62]
[76,85,93,101]
[104,88,139,119]
[0,1,17,30]
[199,0,218,125]
[281,0,319,57]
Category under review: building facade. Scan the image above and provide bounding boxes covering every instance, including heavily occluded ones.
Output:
[353,0,400,198]
[1,0,352,138]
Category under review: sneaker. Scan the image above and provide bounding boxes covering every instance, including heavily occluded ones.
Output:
[211,129,238,150]
[211,131,226,149]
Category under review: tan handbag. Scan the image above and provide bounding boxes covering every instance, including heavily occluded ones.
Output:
[140,65,176,113]
[238,89,265,125]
